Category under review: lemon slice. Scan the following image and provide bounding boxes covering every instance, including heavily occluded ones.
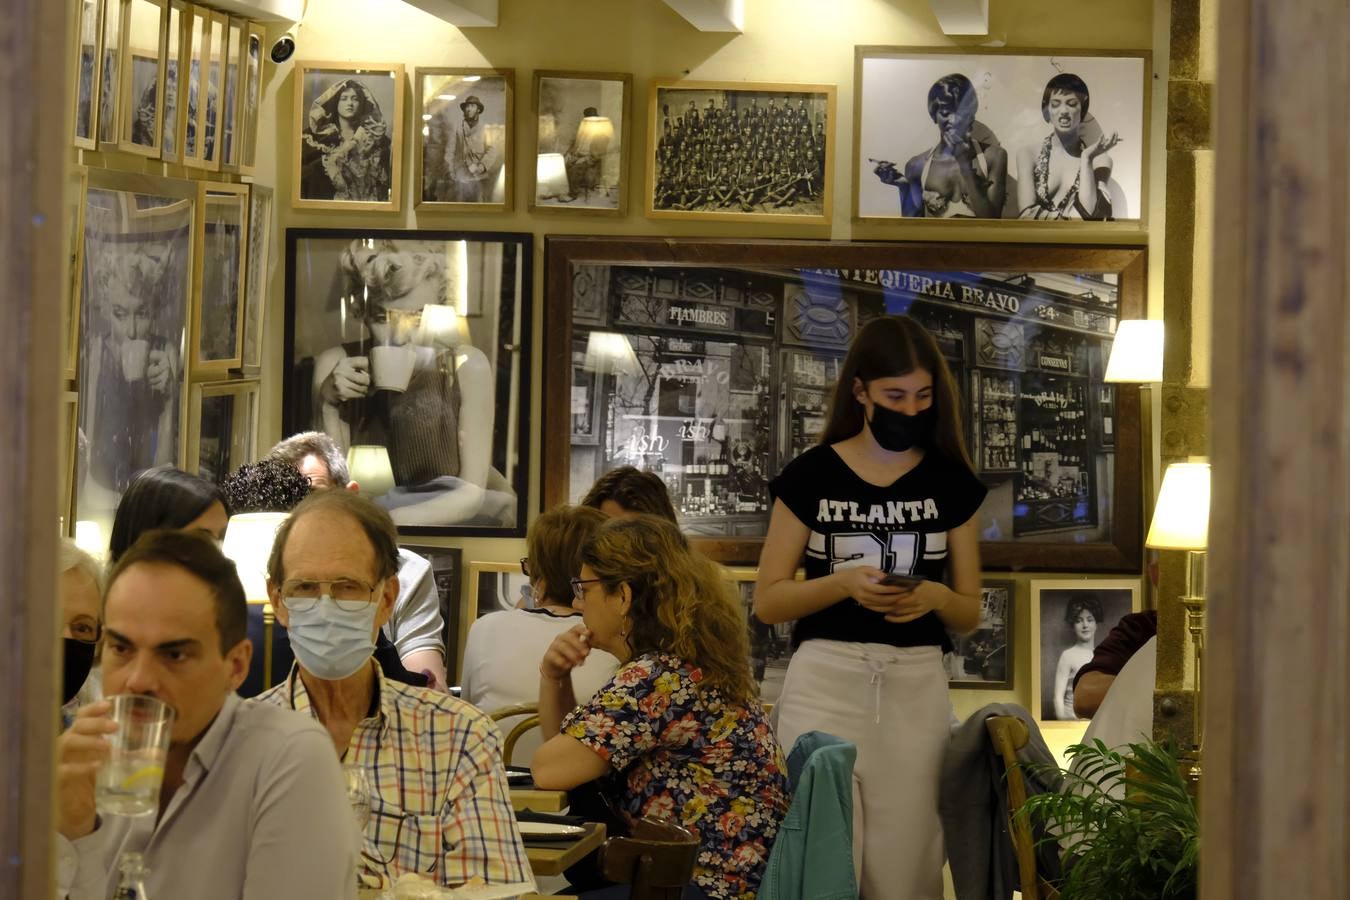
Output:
[120,765,164,791]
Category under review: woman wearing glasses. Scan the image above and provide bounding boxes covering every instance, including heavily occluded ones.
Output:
[460,504,619,765]
[532,515,790,900]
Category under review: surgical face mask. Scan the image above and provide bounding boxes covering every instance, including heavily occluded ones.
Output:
[284,596,379,681]
[62,638,97,705]
[867,403,936,453]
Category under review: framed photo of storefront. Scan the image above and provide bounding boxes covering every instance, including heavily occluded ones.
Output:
[283,228,531,537]
[414,67,513,211]
[646,80,835,225]
[1030,578,1140,725]
[854,47,1149,228]
[946,579,1015,689]
[543,237,1144,570]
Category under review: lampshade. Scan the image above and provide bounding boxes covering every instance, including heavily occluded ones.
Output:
[73,519,107,562]
[538,113,558,152]
[347,444,395,499]
[583,331,640,376]
[536,152,569,200]
[1146,461,1210,549]
[1104,320,1164,383]
[574,115,613,158]
[417,303,466,348]
[221,512,287,603]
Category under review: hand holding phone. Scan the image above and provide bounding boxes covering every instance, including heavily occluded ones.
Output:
[878,573,926,589]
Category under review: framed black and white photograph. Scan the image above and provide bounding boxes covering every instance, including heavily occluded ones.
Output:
[191,182,248,375]
[400,545,463,677]
[855,47,1149,226]
[544,237,1144,570]
[96,0,122,147]
[73,0,105,150]
[218,18,243,170]
[116,0,166,157]
[414,67,512,211]
[181,5,207,167]
[233,22,264,176]
[284,229,531,536]
[647,80,835,224]
[159,0,186,163]
[199,10,227,170]
[241,184,273,373]
[946,579,1014,689]
[1030,578,1140,724]
[64,167,90,383]
[76,171,196,545]
[726,567,796,705]
[531,70,630,214]
[293,61,405,210]
[187,379,259,484]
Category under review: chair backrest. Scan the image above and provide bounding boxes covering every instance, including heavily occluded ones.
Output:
[597,817,699,900]
[486,703,540,767]
[985,716,1059,900]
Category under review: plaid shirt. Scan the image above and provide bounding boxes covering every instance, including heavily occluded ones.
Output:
[255,662,532,891]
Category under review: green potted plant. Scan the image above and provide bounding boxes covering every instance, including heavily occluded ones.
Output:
[1018,739,1199,900]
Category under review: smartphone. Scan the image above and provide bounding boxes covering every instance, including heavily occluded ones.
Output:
[878,573,926,588]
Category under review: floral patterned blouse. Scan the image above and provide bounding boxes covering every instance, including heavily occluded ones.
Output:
[561,652,791,900]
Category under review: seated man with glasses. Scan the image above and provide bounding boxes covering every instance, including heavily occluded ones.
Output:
[253,489,532,892]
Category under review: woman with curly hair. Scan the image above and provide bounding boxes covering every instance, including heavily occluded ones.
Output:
[300,78,392,202]
[532,515,790,900]
[1052,593,1103,720]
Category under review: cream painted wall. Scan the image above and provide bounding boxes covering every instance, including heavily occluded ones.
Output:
[251,0,1158,696]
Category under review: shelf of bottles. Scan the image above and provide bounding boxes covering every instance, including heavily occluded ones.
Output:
[977,372,1019,473]
[1014,373,1095,535]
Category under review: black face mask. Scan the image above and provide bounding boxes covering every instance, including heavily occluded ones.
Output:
[63,638,97,705]
[867,404,936,453]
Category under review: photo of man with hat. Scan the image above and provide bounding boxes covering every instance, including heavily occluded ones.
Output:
[446,92,505,203]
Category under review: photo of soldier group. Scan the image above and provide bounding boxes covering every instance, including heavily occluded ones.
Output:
[651,84,831,219]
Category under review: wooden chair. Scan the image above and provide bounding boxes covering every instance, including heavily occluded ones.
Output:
[487,703,541,767]
[596,817,699,900]
[985,716,1060,900]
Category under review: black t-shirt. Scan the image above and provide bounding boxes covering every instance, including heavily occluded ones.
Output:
[769,444,987,651]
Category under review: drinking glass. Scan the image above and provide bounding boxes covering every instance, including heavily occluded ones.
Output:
[95,694,175,817]
[344,763,372,829]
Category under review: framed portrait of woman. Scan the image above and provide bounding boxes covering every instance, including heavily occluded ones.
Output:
[190,182,248,375]
[116,0,167,158]
[241,184,273,374]
[414,67,513,212]
[187,379,259,484]
[530,70,631,215]
[854,47,1150,229]
[180,4,208,168]
[293,61,406,211]
[159,0,187,164]
[72,0,105,150]
[283,229,531,537]
[75,170,196,551]
[1029,578,1140,727]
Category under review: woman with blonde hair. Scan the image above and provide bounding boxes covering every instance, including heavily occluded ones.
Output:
[532,515,790,900]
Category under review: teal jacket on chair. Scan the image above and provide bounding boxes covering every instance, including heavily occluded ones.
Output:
[757,730,859,900]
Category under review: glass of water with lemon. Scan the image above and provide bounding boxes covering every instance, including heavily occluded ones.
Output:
[96,695,175,817]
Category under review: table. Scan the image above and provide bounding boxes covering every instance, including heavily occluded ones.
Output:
[523,821,607,877]
[509,786,569,813]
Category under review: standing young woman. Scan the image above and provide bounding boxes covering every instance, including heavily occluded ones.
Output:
[754,315,987,899]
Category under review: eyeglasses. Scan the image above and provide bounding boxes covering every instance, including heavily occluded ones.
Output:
[279,578,380,612]
[570,577,604,602]
[67,617,101,644]
[519,557,530,577]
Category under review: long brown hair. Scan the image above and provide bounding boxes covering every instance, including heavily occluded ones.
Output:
[581,515,755,704]
[819,314,974,471]
[526,504,607,607]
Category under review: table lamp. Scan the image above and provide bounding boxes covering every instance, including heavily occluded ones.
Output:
[536,152,570,202]
[73,519,107,563]
[573,110,613,200]
[221,512,287,686]
[346,444,395,499]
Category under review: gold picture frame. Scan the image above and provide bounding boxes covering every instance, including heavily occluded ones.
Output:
[72,0,106,150]
[231,21,265,177]
[115,0,167,158]
[63,167,90,383]
[293,61,406,211]
[189,181,249,376]
[529,70,631,216]
[413,67,513,212]
[186,378,259,483]
[159,0,188,164]
[180,4,210,169]
[59,391,80,536]
[95,0,123,148]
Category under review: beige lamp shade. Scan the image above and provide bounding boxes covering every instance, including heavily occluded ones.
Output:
[583,330,640,376]
[537,153,569,200]
[574,115,613,158]
[73,519,107,563]
[221,512,288,602]
[347,444,395,499]
[1146,461,1211,549]
[1104,320,1164,383]
[417,303,466,348]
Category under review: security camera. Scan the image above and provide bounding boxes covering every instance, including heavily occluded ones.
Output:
[270,28,297,64]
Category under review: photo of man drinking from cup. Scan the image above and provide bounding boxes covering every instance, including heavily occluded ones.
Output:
[56,530,357,900]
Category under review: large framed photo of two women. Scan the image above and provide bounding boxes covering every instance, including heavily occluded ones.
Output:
[1030,579,1140,725]
[76,171,197,544]
[293,62,405,211]
[945,579,1015,689]
[415,68,513,211]
[854,47,1149,226]
[283,229,532,536]
[543,237,1144,569]
[647,80,835,224]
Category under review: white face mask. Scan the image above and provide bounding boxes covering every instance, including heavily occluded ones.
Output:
[284,596,379,681]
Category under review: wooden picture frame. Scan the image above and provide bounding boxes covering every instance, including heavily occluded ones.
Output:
[59,391,80,536]
[413,67,513,212]
[233,21,264,176]
[544,236,1144,571]
[724,566,798,706]
[646,79,835,225]
[530,70,631,215]
[159,0,187,164]
[853,46,1151,228]
[64,167,90,383]
[946,579,1016,689]
[198,9,228,171]
[190,181,248,375]
[186,378,259,483]
[283,228,532,536]
[240,184,272,373]
[399,544,463,679]
[96,0,123,148]
[1029,577,1141,727]
[180,4,209,168]
[73,0,105,150]
[293,61,405,211]
[217,17,245,171]
[116,0,167,157]
[463,560,529,679]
